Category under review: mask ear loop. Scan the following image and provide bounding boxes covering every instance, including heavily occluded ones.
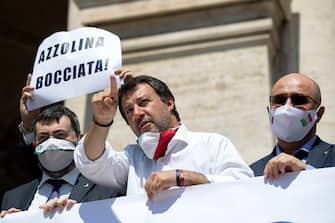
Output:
[315,106,320,116]
[314,104,323,122]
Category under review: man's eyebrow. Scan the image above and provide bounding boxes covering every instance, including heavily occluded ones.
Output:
[37,131,49,135]
[136,95,150,100]
[123,103,133,110]
[51,129,69,134]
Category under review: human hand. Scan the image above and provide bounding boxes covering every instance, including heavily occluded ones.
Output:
[0,208,21,218]
[91,75,119,126]
[144,170,176,200]
[39,197,76,213]
[114,68,135,84]
[20,73,41,131]
[264,153,307,180]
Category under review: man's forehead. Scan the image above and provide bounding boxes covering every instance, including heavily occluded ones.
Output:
[272,74,315,95]
[122,83,155,103]
[36,116,71,130]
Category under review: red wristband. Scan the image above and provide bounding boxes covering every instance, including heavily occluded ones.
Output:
[179,169,184,186]
[176,169,184,186]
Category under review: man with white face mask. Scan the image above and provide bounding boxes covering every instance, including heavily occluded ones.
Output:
[74,74,253,200]
[250,73,335,179]
[0,78,123,217]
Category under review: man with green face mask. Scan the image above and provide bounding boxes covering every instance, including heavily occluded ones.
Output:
[0,74,124,218]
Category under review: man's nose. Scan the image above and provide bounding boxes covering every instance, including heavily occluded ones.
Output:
[285,97,293,106]
[133,104,144,116]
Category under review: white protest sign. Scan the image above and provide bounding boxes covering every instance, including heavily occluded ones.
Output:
[27,27,122,111]
[1,167,335,223]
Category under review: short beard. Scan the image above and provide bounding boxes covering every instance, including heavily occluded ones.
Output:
[39,160,76,178]
[156,107,175,132]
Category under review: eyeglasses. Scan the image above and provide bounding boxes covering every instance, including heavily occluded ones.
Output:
[269,93,319,106]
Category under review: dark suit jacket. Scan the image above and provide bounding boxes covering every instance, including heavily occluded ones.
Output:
[1,173,124,211]
[250,136,335,176]
[2,134,124,211]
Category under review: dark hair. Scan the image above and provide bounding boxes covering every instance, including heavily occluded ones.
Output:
[33,105,80,137]
[118,75,181,123]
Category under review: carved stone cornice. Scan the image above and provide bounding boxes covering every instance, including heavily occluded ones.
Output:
[72,0,291,64]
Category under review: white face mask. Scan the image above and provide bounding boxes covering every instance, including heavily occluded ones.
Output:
[137,132,160,159]
[35,137,76,172]
[269,105,318,142]
[137,128,177,160]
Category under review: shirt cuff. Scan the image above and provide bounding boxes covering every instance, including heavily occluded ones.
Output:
[75,137,109,164]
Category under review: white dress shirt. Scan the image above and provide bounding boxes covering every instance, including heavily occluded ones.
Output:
[74,124,254,196]
[28,168,80,210]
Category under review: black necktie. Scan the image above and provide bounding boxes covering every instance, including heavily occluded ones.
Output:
[46,179,66,201]
[293,150,309,160]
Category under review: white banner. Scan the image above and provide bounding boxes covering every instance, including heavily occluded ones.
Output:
[2,167,335,223]
[27,27,122,111]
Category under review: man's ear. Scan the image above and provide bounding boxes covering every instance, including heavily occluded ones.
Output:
[316,106,325,123]
[166,97,175,112]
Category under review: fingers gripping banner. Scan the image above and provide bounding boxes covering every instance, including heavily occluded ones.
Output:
[2,167,335,223]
